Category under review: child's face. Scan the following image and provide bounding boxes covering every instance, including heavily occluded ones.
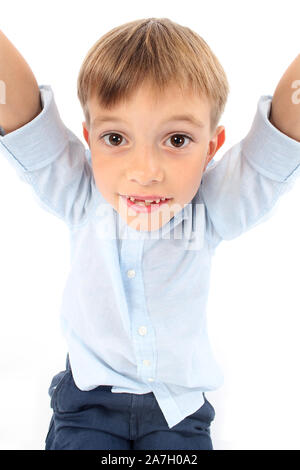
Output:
[82,80,225,232]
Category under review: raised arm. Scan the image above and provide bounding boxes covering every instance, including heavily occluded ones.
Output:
[201,92,300,248]
[202,56,300,247]
[0,29,41,134]
[0,31,100,228]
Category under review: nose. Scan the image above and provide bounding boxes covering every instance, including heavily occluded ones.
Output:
[126,145,164,185]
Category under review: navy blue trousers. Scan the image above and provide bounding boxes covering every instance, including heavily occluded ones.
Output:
[45,356,215,450]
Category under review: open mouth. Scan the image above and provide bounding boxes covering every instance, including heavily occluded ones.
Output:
[120,195,173,213]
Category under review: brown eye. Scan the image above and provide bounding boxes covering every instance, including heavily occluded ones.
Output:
[101,133,125,146]
[100,132,193,149]
[167,134,192,149]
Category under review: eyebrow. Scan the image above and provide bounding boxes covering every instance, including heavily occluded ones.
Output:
[91,114,205,129]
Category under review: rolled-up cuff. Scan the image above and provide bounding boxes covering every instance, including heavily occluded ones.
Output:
[0,84,68,171]
[242,95,300,182]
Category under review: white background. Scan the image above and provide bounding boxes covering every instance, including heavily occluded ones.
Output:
[0,0,300,450]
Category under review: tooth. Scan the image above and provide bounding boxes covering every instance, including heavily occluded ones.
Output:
[155,199,160,203]
[129,197,135,202]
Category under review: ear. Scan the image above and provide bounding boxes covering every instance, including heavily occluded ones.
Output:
[204,126,225,170]
[82,122,90,146]
[215,126,225,153]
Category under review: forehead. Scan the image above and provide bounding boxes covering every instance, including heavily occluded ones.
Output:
[88,81,211,128]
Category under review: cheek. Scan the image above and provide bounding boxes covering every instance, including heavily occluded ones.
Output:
[92,151,121,173]
[91,158,120,193]
[91,155,110,178]
[179,161,206,196]
[179,158,205,181]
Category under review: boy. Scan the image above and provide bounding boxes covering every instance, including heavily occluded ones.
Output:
[1,17,300,450]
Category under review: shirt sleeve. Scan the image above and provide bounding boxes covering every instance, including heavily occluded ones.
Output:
[0,84,100,228]
[201,94,300,246]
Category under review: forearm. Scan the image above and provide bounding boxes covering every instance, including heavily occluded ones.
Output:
[0,30,41,134]
[269,53,300,142]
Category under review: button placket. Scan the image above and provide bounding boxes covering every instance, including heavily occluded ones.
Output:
[127,269,136,278]
[137,325,155,383]
[123,239,156,385]
[138,326,147,336]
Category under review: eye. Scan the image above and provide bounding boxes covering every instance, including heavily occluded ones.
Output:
[165,134,193,149]
[99,132,193,149]
[101,133,126,147]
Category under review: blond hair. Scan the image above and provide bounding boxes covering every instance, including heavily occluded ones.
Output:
[77,17,230,134]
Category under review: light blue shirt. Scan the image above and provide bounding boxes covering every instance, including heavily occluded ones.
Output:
[1,85,300,429]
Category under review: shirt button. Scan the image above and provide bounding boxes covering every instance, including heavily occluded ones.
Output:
[148,378,154,382]
[143,359,151,366]
[138,326,147,336]
[127,269,136,278]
